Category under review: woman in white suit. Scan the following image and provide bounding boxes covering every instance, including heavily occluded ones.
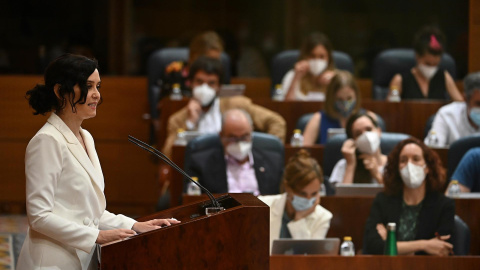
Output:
[258,149,332,252]
[17,54,180,270]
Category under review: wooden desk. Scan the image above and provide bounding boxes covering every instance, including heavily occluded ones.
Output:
[270,255,480,270]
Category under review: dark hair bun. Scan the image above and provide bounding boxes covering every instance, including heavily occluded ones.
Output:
[26,84,57,115]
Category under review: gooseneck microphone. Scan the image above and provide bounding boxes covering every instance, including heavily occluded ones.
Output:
[127,135,221,208]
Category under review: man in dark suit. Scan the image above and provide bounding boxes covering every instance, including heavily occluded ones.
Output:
[184,109,283,195]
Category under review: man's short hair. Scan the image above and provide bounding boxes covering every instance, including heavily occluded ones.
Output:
[188,56,224,83]
[464,71,480,101]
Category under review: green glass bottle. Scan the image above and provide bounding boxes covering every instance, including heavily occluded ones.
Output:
[384,223,398,256]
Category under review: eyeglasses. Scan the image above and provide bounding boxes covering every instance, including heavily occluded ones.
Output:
[221,134,252,143]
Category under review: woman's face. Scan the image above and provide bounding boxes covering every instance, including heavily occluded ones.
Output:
[335,86,356,103]
[67,69,101,120]
[351,116,379,140]
[398,143,429,175]
[416,52,441,67]
[309,45,329,62]
[289,178,321,200]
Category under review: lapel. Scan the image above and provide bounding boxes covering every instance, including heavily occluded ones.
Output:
[270,193,287,240]
[47,114,105,195]
[252,149,267,193]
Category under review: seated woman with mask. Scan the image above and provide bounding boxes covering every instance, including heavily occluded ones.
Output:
[329,112,387,185]
[303,70,378,145]
[279,32,337,101]
[388,26,462,101]
[363,138,454,256]
[258,149,333,252]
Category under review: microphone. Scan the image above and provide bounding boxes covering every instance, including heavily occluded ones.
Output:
[127,135,221,208]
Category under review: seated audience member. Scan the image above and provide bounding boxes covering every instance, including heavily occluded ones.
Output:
[162,31,224,98]
[425,71,480,147]
[329,112,387,185]
[280,32,336,101]
[363,138,454,256]
[303,70,378,145]
[162,56,286,157]
[184,109,284,195]
[258,149,333,251]
[388,26,462,101]
[448,147,480,192]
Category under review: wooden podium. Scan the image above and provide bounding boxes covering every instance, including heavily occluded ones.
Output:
[98,193,270,269]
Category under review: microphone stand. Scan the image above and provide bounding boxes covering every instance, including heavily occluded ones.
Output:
[127,135,221,208]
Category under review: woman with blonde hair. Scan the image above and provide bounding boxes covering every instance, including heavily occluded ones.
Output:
[259,149,332,252]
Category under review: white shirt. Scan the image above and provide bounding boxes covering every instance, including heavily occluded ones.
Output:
[425,102,480,147]
[279,70,326,101]
[329,158,385,184]
[186,98,222,133]
[225,152,259,196]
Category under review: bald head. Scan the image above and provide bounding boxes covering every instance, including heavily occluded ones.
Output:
[220,109,253,147]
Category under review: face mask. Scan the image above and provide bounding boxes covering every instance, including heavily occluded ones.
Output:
[226,141,252,161]
[355,131,380,154]
[417,63,438,80]
[400,162,426,189]
[469,107,480,126]
[291,194,317,211]
[193,83,216,106]
[335,100,356,117]
[309,59,327,76]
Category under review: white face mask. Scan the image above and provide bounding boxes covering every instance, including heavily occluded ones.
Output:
[400,162,426,189]
[417,63,438,80]
[355,131,380,154]
[309,59,327,76]
[291,194,317,211]
[193,83,217,106]
[226,141,252,161]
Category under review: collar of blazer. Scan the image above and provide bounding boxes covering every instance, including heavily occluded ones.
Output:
[47,113,105,194]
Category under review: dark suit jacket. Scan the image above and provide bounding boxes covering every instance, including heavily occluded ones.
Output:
[363,191,455,255]
[183,145,283,196]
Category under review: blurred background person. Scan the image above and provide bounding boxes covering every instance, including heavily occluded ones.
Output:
[303,70,378,145]
[363,138,454,256]
[388,26,463,101]
[259,149,332,252]
[447,147,480,193]
[279,32,337,101]
[329,112,387,185]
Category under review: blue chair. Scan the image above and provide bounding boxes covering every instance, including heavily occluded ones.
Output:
[452,215,471,255]
[270,50,355,97]
[295,112,387,134]
[447,135,480,180]
[372,48,457,100]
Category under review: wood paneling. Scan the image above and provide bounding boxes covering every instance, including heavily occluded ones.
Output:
[469,0,480,73]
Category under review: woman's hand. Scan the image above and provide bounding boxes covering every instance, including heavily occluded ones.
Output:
[293,195,320,221]
[422,235,453,256]
[376,223,387,241]
[132,218,181,234]
[317,70,335,86]
[341,139,357,166]
[293,60,310,78]
[360,154,383,183]
[96,229,136,244]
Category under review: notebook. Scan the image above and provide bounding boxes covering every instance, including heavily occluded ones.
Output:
[271,238,340,255]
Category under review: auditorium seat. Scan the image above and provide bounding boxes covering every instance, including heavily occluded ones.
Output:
[452,215,471,255]
[295,112,387,133]
[372,48,457,100]
[447,135,480,179]
[270,50,355,96]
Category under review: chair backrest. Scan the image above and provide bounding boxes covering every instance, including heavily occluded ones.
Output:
[323,132,410,177]
[270,50,355,96]
[371,48,457,100]
[452,215,471,255]
[447,135,480,180]
[423,114,436,139]
[294,112,387,134]
[147,47,231,119]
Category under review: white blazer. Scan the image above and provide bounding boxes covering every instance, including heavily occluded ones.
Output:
[258,193,333,253]
[17,113,136,270]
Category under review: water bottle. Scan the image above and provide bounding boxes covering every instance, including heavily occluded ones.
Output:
[173,128,187,146]
[290,129,304,147]
[340,236,355,256]
[170,83,183,100]
[447,180,461,197]
[388,86,401,102]
[272,84,284,101]
[187,177,201,195]
[384,223,398,255]
[426,130,439,147]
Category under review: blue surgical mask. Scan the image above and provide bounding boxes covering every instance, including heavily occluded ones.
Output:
[291,195,316,211]
[469,107,480,126]
[335,100,356,117]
